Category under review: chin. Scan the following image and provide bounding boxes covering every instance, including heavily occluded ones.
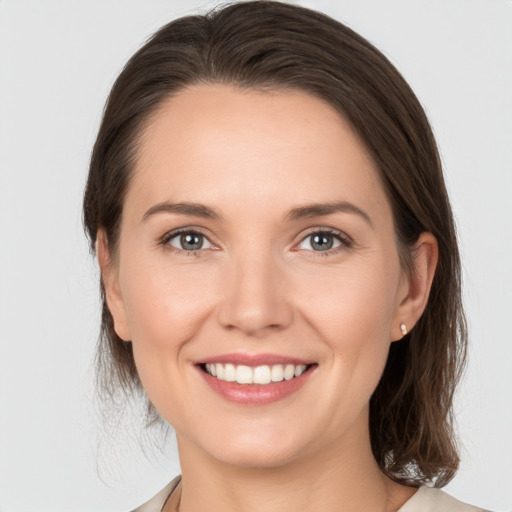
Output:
[214,443,302,469]
[198,423,314,469]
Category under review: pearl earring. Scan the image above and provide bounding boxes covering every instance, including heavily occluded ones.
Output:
[400,323,408,336]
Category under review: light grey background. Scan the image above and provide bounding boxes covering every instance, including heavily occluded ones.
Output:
[0,1,511,511]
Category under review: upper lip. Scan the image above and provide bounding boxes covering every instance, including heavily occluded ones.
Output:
[197,353,315,367]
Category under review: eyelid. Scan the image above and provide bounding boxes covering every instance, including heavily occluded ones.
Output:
[159,226,218,253]
[294,227,353,254]
[158,225,353,255]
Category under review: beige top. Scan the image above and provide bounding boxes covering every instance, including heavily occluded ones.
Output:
[132,476,490,512]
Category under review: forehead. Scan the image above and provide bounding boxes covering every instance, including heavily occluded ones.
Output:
[127,84,391,223]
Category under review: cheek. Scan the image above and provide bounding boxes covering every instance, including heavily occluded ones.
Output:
[294,258,400,341]
[292,259,400,392]
[117,256,218,393]
[117,239,402,429]
[117,257,222,423]
[120,257,213,341]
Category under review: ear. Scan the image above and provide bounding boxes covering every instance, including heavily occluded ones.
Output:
[96,230,131,342]
[391,232,438,341]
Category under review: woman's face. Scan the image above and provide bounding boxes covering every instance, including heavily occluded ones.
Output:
[104,84,416,468]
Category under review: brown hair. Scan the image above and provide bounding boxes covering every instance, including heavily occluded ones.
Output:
[83,0,467,487]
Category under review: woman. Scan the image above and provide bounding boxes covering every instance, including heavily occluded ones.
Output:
[83,2,488,511]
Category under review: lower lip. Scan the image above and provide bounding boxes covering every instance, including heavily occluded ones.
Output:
[197,365,316,405]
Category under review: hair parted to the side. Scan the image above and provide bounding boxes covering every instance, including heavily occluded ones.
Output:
[83,0,467,487]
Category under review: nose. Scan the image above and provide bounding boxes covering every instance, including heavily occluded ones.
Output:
[216,251,293,337]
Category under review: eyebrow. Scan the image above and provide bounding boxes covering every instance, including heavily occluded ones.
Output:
[285,201,373,228]
[142,201,223,222]
[142,200,373,228]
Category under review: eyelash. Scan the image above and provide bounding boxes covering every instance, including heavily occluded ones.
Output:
[296,227,353,257]
[159,227,353,257]
[160,228,212,257]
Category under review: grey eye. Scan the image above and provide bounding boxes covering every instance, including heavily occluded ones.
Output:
[299,233,342,252]
[168,232,212,251]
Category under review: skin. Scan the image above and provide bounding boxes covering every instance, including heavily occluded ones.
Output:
[99,85,438,512]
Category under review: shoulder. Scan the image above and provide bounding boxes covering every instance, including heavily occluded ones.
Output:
[130,479,492,512]
[130,475,181,512]
[398,486,491,512]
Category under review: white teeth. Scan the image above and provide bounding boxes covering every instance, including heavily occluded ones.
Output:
[236,365,253,384]
[284,364,295,381]
[224,363,236,382]
[253,365,272,384]
[294,364,307,377]
[204,363,310,385]
[271,364,284,382]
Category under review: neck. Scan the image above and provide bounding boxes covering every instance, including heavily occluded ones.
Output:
[172,421,416,512]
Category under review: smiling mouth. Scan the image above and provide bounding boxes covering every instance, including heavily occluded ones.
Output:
[199,363,315,385]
